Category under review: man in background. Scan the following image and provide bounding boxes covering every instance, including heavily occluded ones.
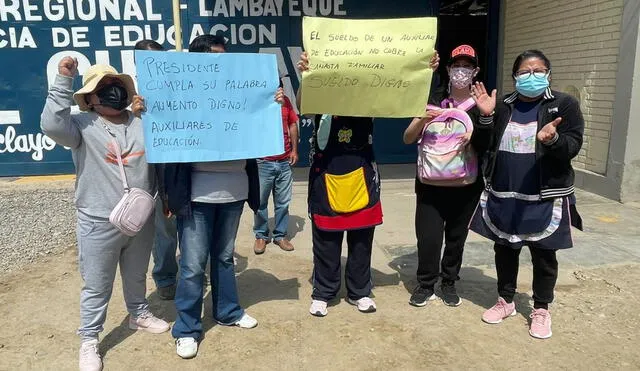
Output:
[253,75,299,254]
[134,39,179,300]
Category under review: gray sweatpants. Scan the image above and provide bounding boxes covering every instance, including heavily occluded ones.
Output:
[76,213,155,341]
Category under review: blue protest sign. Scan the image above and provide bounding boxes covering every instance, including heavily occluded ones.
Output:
[135,50,283,163]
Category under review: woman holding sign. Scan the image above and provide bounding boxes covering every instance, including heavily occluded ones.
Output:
[403,45,496,308]
[470,50,584,339]
[297,51,439,317]
[154,35,286,359]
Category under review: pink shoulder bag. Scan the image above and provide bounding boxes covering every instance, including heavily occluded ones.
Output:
[107,135,155,237]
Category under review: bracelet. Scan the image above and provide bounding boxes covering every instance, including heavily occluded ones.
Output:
[480,110,495,117]
[542,132,560,146]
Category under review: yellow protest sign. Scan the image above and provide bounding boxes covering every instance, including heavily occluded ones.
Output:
[301,16,438,118]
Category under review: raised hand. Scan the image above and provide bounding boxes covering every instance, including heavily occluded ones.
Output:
[459,132,472,147]
[430,52,440,71]
[131,95,146,118]
[537,117,562,143]
[58,56,78,78]
[470,82,497,116]
[297,52,310,72]
[422,109,443,121]
[275,87,285,105]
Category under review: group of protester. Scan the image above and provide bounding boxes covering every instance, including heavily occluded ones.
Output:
[41,32,584,371]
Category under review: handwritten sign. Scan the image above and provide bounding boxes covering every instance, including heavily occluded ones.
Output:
[135,50,283,163]
[301,16,438,118]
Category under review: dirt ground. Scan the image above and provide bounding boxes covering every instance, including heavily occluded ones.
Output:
[1,244,639,370]
[1,176,639,370]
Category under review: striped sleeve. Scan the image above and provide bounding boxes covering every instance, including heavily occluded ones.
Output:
[478,115,494,125]
[542,132,560,146]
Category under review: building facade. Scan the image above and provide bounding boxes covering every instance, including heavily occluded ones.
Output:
[498,0,640,202]
[1,0,637,202]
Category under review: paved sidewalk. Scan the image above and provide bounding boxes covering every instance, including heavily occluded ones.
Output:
[289,164,640,272]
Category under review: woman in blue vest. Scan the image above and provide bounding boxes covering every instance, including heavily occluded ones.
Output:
[296,51,439,317]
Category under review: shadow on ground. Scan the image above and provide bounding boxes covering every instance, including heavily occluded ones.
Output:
[102,250,300,354]
[387,247,534,320]
[304,256,401,304]
[264,214,306,240]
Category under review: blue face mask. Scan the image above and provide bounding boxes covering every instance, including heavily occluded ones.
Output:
[515,74,549,98]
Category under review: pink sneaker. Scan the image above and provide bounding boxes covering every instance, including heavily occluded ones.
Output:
[482,297,517,324]
[529,308,552,339]
[129,312,170,334]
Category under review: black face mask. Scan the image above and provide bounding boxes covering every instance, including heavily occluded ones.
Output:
[96,84,128,111]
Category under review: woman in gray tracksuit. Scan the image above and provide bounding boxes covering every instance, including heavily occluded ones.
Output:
[40,56,170,371]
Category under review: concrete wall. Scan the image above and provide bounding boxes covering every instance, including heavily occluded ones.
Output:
[498,0,640,202]
[500,0,623,173]
[616,0,640,202]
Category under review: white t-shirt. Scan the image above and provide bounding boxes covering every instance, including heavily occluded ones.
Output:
[190,161,248,203]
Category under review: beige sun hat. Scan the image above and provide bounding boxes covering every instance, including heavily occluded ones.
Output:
[73,64,137,112]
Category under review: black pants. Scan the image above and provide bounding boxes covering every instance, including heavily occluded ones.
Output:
[495,244,558,309]
[311,224,375,301]
[415,183,481,289]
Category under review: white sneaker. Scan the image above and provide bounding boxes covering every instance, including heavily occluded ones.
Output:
[347,297,377,313]
[233,313,258,329]
[309,300,328,317]
[79,339,102,371]
[129,312,170,334]
[176,337,198,359]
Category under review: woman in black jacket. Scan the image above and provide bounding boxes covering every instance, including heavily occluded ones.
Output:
[470,50,584,340]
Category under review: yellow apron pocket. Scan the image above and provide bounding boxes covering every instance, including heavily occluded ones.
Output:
[325,167,369,213]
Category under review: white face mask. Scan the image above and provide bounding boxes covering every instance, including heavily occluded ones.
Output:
[449,67,475,89]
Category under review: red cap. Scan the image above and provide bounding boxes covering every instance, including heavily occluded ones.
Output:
[450,45,478,65]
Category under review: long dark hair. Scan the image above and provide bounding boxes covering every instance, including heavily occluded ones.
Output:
[511,50,551,79]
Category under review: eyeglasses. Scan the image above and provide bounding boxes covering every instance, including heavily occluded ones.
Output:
[514,69,550,80]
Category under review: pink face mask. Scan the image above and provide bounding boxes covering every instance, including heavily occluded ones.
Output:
[449,67,475,89]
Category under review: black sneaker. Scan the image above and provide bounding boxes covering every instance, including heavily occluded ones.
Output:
[409,285,436,307]
[157,284,176,300]
[440,280,462,307]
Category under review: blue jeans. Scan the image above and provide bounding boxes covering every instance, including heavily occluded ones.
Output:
[172,201,245,340]
[151,197,178,288]
[253,160,292,242]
